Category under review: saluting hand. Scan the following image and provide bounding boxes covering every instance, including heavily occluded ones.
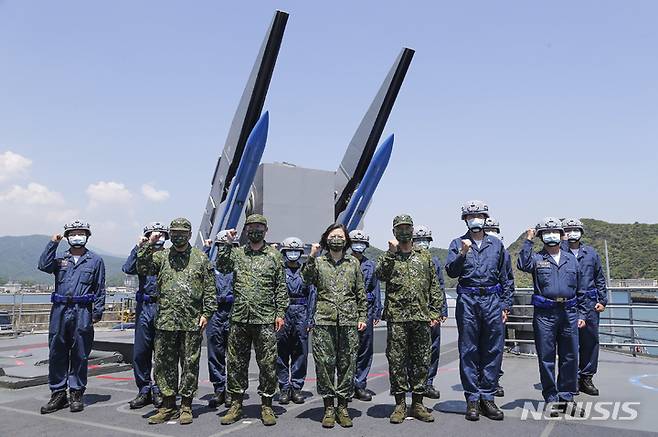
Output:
[388,239,399,254]
[149,231,161,244]
[526,229,536,240]
[310,243,322,258]
[460,239,472,255]
[52,234,63,242]
[275,317,285,332]
[138,236,149,247]
[226,229,238,242]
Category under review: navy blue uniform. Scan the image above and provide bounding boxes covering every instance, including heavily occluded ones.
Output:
[277,264,315,391]
[518,240,586,402]
[204,247,234,394]
[445,234,513,402]
[354,257,382,390]
[122,246,160,397]
[426,256,448,387]
[38,241,106,393]
[560,241,607,378]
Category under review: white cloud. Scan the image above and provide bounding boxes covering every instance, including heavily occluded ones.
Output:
[86,181,133,207]
[0,182,64,205]
[141,183,170,202]
[0,151,32,182]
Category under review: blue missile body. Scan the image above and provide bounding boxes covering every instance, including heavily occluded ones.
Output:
[340,133,394,231]
[210,111,269,258]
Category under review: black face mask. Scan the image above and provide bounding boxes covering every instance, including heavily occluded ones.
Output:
[327,237,346,251]
[171,234,189,248]
[247,230,265,243]
[394,229,413,243]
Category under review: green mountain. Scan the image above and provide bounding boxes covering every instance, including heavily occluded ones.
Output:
[0,235,129,287]
[507,219,658,288]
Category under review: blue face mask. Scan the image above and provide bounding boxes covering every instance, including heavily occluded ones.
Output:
[67,235,87,248]
[415,240,430,250]
[466,218,485,231]
[351,242,367,253]
[285,250,302,262]
[153,236,166,249]
[542,232,561,246]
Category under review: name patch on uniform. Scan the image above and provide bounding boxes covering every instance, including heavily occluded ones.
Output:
[57,260,69,268]
[537,261,551,269]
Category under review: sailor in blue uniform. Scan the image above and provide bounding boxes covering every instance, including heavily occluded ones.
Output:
[517,217,587,416]
[122,222,169,409]
[204,230,235,409]
[38,220,106,414]
[412,225,448,400]
[560,218,607,396]
[349,230,382,402]
[445,201,513,421]
[277,237,315,404]
[483,217,515,398]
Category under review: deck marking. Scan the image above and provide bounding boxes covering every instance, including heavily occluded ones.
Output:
[0,405,176,437]
[539,419,555,437]
[629,374,658,392]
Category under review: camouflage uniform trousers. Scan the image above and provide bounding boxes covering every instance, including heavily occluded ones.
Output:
[312,325,358,399]
[386,321,431,395]
[153,329,203,398]
[227,322,277,397]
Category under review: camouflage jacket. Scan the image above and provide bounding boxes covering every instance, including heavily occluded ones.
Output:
[302,253,367,326]
[376,248,444,322]
[137,243,216,331]
[215,243,288,324]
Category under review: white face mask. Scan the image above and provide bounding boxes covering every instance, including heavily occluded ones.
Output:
[153,236,166,248]
[566,230,582,242]
[285,250,302,262]
[542,232,561,246]
[487,231,503,241]
[67,235,88,248]
[351,242,367,253]
[414,240,430,250]
[466,217,485,231]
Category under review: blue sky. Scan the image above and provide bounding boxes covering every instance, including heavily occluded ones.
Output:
[1,0,656,255]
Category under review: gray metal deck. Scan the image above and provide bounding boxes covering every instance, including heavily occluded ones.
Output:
[1,323,657,437]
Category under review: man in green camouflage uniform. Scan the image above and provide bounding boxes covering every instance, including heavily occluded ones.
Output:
[137,217,216,425]
[215,214,288,426]
[377,214,445,424]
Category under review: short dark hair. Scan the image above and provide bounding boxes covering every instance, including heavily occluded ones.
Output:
[319,223,352,252]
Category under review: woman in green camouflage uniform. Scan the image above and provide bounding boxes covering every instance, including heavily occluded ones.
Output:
[303,223,367,428]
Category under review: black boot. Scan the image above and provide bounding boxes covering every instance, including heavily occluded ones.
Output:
[40,391,69,414]
[129,391,152,409]
[424,385,441,399]
[354,387,372,401]
[465,400,480,421]
[494,385,505,397]
[290,389,305,404]
[278,388,291,405]
[152,390,163,408]
[69,389,84,413]
[480,399,504,420]
[579,376,599,396]
[208,391,226,408]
